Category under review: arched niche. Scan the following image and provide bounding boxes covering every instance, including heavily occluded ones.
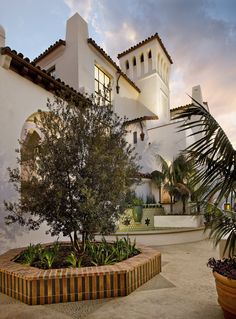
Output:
[20,111,47,183]
[148,50,152,73]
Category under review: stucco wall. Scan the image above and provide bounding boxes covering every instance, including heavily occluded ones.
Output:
[0,66,61,253]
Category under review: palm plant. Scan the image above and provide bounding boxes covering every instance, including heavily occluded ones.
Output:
[151,154,192,213]
[175,99,236,257]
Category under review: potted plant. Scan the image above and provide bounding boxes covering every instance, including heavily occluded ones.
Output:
[175,99,236,318]
[132,196,144,223]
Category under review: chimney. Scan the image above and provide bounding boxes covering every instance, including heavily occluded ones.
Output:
[0,25,5,47]
[192,85,203,106]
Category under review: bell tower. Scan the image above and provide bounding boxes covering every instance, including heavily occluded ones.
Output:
[118,33,173,124]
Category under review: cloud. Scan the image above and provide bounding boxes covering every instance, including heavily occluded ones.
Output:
[63,0,236,144]
[64,0,94,21]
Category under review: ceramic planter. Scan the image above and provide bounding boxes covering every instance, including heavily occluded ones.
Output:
[132,205,143,223]
[213,271,236,319]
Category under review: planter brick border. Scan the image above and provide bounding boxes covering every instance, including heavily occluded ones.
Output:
[0,243,161,305]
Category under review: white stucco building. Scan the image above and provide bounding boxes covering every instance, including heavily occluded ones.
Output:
[0,13,206,252]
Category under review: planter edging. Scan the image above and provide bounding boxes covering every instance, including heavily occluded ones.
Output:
[213,271,236,318]
[0,243,161,305]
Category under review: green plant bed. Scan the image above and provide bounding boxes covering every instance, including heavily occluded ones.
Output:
[0,244,161,305]
[14,237,140,269]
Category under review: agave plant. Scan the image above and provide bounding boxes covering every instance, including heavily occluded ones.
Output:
[175,99,236,257]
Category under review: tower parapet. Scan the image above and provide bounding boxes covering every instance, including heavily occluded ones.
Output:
[118,33,173,123]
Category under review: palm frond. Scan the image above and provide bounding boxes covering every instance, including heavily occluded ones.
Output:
[151,170,164,186]
[174,98,236,204]
[209,212,236,258]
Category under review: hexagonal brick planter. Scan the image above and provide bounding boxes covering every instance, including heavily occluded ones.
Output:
[0,244,161,305]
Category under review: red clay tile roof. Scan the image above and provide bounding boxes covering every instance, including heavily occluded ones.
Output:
[87,38,141,93]
[124,115,159,125]
[170,103,193,112]
[1,46,84,99]
[170,102,208,113]
[117,33,173,64]
[33,39,66,63]
[138,172,152,179]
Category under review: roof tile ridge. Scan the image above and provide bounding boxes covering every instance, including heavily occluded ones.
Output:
[33,39,66,63]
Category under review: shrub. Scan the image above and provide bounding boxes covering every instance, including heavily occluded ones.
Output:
[207,257,236,280]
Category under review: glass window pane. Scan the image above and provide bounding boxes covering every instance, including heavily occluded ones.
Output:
[104,75,109,87]
[94,65,111,103]
[95,66,98,80]
[95,80,99,92]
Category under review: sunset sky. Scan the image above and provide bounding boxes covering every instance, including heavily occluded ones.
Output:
[0,0,235,145]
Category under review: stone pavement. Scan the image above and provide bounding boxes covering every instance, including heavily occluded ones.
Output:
[0,240,224,319]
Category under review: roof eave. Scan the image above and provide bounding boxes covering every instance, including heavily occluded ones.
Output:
[117,33,173,64]
[87,38,141,93]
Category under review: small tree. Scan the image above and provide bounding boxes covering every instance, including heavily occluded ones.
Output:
[5,92,139,252]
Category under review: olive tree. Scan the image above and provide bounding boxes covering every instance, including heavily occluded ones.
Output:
[5,92,139,251]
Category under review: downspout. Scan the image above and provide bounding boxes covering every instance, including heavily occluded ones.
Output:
[139,120,145,141]
[116,72,121,94]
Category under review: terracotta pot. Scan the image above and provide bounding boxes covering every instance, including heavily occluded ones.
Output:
[132,206,143,223]
[213,271,236,319]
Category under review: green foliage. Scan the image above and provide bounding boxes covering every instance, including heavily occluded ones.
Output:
[145,194,156,204]
[40,240,60,269]
[5,93,139,251]
[174,99,236,258]
[21,243,41,266]
[151,154,193,213]
[66,251,80,268]
[16,238,140,269]
[20,241,60,269]
[205,204,236,258]
[175,99,236,206]
[113,237,139,261]
[132,197,144,206]
[125,191,144,206]
[86,237,140,266]
[41,250,56,269]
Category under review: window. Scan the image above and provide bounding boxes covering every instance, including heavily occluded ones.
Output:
[95,65,111,104]
[47,65,56,77]
[133,131,137,144]
[133,57,136,66]
[140,53,144,63]
[148,50,152,59]
[125,60,129,70]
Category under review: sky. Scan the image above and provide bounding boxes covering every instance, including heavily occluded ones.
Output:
[0,0,236,145]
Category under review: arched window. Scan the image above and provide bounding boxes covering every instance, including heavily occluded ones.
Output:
[133,56,136,66]
[148,50,152,72]
[125,60,129,70]
[133,131,137,144]
[140,53,144,63]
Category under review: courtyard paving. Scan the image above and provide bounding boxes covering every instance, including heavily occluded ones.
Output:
[0,239,224,319]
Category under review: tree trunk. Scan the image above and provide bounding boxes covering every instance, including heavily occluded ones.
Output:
[159,187,162,204]
[81,230,88,252]
[182,197,186,214]
[170,196,173,213]
[197,201,201,213]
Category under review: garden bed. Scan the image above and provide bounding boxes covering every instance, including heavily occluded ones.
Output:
[0,243,161,305]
